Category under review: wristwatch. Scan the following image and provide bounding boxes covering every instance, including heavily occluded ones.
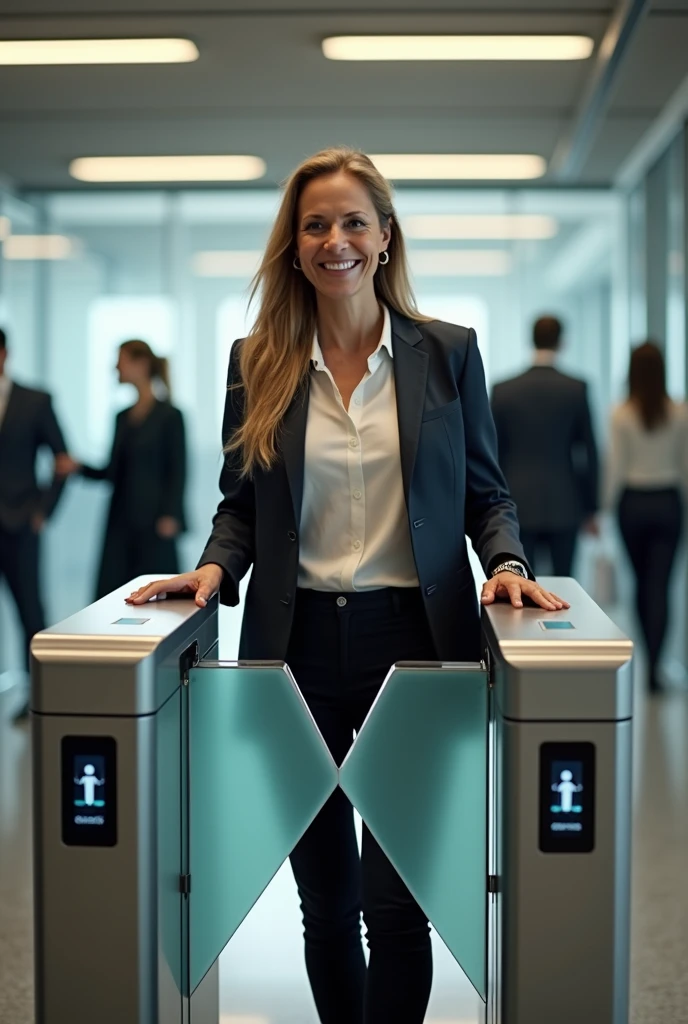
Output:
[491,560,528,580]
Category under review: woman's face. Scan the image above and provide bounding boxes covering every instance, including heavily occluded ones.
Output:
[116,348,147,387]
[295,171,391,302]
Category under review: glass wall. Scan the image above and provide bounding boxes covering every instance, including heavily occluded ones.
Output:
[0,184,626,666]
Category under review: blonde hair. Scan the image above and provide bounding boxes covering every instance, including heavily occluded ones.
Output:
[228,146,431,476]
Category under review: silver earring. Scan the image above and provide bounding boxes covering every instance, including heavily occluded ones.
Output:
[293,257,302,270]
[378,251,389,265]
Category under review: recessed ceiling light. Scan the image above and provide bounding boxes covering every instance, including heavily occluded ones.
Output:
[70,156,267,183]
[370,154,546,180]
[323,35,594,61]
[192,251,263,277]
[409,250,512,276]
[0,38,199,65]
[403,214,558,240]
[3,235,81,260]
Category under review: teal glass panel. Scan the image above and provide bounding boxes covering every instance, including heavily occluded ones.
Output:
[340,663,488,999]
[188,662,338,994]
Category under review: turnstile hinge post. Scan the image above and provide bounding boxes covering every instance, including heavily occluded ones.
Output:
[179,873,192,896]
[487,874,499,895]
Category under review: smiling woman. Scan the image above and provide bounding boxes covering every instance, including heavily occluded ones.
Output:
[126,145,565,1024]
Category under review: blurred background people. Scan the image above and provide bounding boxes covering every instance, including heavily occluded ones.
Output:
[0,328,70,721]
[58,339,187,598]
[491,315,599,577]
[607,342,688,693]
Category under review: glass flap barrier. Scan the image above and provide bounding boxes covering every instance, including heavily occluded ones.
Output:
[339,662,489,1000]
[187,661,339,994]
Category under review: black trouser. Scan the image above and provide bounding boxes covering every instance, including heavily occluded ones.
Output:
[618,487,683,677]
[0,524,45,670]
[96,521,180,599]
[519,528,578,577]
[286,586,435,1024]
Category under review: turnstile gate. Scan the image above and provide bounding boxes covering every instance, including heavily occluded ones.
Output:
[31,576,633,1024]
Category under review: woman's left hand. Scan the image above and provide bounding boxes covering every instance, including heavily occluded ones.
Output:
[481,572,570,612]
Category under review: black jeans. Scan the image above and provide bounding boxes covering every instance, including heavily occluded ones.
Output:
[519,528,578,577]
[618,487,683,680]
[286,587,436,1024]
[0,524,45,669]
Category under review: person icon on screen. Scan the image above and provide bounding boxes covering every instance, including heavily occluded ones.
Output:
[75,764,104,807]
[552,769,582,812]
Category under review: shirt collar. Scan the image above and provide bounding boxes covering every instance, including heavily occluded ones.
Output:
[312,304,392,370]
[0,374,12,398]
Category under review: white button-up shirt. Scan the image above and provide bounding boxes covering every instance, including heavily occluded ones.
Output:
[0,374,12,431]
[297,305,419,592]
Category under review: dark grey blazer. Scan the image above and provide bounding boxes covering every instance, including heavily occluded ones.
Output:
[199,310,531,662]
[491,366,599,532]
[81,400,187,533]
[0,382,67,531]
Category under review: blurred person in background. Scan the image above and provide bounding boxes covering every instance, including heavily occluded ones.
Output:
[491,315,599,577]
[0,328,70,722]
[607,342,688,693]
[58,339,187,598]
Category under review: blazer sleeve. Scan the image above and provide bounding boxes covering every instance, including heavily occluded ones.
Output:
[160,407,187,527]
[459,331,534,578]
[196,341,256,606]
[573,382,599,517]
[489,383,508,462]
[37,394,69,519]
[80,412,124,482]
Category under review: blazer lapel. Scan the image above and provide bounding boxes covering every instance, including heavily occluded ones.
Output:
[280,375,310,527]
[390,311,428,505]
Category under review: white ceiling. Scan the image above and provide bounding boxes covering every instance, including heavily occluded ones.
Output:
[0,0,686,189]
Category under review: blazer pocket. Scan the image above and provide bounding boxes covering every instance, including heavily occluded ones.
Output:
[422,395,462,423]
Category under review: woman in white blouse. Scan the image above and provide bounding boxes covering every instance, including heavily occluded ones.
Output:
[127,147,565,1022]
[607,342,688,692]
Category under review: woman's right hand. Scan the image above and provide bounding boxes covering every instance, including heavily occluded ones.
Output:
[125,563,225,608]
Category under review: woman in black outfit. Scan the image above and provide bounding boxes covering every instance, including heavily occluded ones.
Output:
[125,148,566,1023]
[61,339,186,598]
[608,342,688,692]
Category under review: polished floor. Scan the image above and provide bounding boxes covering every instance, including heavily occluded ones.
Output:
[1,630,687,1023]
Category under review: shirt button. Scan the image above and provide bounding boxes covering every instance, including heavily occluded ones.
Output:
[336,596,348,608]
[349,437,359,449]
[353,490,362,500]
[353,539,362,551]
[354,396,362,406]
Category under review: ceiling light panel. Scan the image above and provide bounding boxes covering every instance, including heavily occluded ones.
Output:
[370,155,546,180]
[3,235,81,260]
[0,38,199,65]
[403,214,558,240]
[70,156,266,183]
[409,250,512,276]
[323,35,594,62]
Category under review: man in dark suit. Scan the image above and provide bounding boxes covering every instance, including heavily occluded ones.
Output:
[491,316,599,577]
[0,329,69,720]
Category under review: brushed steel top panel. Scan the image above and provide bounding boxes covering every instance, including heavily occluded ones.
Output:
[482,577,632,670]
[30,577,218,716]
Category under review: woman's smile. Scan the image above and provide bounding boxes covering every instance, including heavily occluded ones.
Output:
[318,257,363,273]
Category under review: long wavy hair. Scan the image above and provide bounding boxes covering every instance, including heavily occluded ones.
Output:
[227,147,431,476]
[628,341,669,430]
